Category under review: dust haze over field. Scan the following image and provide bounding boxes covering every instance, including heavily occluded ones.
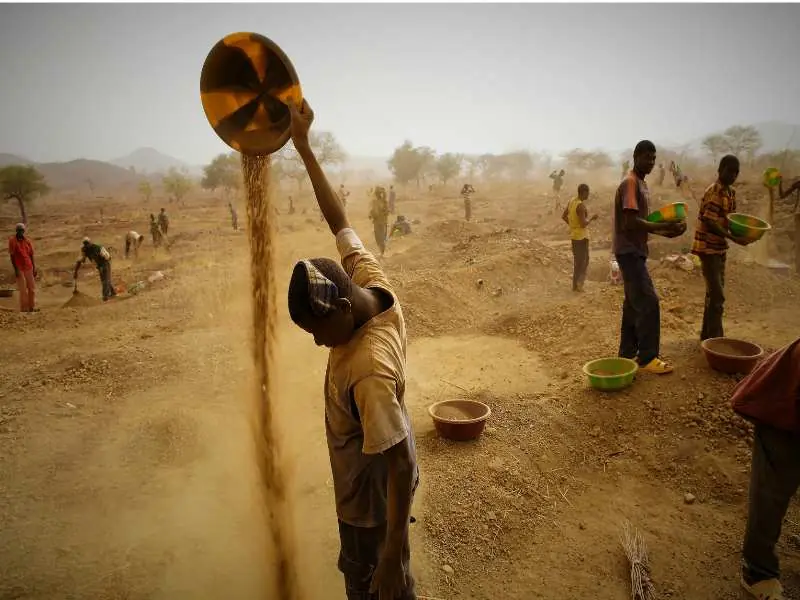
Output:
[2,3,800,600]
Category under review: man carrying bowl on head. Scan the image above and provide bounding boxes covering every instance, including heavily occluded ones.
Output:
[776,174,800,275]
[691,155,753,341]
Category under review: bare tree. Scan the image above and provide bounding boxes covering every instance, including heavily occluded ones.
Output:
[722,125,762,163]
[702,134,728,163]
[436,153,463,185]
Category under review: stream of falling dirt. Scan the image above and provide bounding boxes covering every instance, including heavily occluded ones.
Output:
[242,154,300,600]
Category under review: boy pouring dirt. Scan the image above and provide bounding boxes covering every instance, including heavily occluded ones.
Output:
[286,99,419,600]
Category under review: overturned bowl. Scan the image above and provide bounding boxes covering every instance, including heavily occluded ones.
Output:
[428,399,491,441]
[200,32,303,156]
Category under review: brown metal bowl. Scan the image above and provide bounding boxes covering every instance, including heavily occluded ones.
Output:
[701,337,764,374]
[428,399,491,441]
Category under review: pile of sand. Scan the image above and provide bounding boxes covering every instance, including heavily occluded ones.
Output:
[61,291,102,309]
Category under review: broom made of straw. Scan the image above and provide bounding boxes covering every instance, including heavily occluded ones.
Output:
[620,520,656,600]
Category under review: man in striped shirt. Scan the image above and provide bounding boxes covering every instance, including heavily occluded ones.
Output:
[691,155,752,340]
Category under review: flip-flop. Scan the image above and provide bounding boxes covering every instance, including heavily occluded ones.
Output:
[741,577,785,600]
[640,357,674,375]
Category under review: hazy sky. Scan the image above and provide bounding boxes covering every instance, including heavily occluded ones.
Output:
[1,3,799,165]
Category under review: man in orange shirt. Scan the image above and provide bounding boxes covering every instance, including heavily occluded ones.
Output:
[8,223,37,312]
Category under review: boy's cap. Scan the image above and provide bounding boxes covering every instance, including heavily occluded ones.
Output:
[301,260,338,317]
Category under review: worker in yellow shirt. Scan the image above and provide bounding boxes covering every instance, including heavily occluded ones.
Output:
[562,183,598,292]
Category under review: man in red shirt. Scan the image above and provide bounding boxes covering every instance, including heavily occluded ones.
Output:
[732,338,800,600]
[8,223,37,312]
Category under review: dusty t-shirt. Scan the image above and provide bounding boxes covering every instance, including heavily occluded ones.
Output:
[325,228,418,528]
[613,171,651,258]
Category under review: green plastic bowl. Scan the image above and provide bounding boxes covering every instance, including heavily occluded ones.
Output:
[582,357,638,391]
[727,213,771,242]
[646,202,688,223]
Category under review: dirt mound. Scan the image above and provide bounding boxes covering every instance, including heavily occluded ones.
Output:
[61,291,102,309]
[421,219,489,243]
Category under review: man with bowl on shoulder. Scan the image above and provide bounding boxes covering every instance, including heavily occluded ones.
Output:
[691,154,752,341]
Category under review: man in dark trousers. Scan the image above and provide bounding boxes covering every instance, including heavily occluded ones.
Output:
[158,208,170,236]
[613,140,686,374]
[74,238,116,301]
[228,202,239,231]
[562,184,597,292]
[691,155,752,340]
[732,337,800,600]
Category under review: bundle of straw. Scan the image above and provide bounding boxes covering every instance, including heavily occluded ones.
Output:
[620,520,656,600]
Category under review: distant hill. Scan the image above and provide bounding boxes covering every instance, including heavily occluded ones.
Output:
[110,147,189,174]
[0,153,33,167]
[36,159,143,190]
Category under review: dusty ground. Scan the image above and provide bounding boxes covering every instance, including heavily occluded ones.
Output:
[1,173,799,600]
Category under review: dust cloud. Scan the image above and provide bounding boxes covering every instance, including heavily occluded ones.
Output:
[241,153,301,600]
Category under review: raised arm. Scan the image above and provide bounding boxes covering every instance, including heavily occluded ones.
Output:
[778,176,800,201]
[288,100,351,235]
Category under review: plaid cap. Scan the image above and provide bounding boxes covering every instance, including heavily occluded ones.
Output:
[301,260,338,317]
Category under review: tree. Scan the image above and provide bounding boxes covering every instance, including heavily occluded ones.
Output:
[0,165,49,225]
[701,134,728,162]
[722,125,762,162]
[388,141,422,186]
[436,153,463,185]
[138,180,153,202]
[309,131,347,166]
[481,154,512,180]
[162,167,192,204]
[563,149,613,171]
[463,155,483,180]
[273,132,346,190]
[504,151,535,180]
[201,153,241,197]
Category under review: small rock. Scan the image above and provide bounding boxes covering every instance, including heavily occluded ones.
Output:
[579,522,586,530]
[789,534,800,549]
[442,564,454,575]
[684,493,696,505]
[487,511,496,521]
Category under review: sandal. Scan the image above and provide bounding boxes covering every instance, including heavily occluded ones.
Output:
[640,357,674,375]
[741,577,785,600]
